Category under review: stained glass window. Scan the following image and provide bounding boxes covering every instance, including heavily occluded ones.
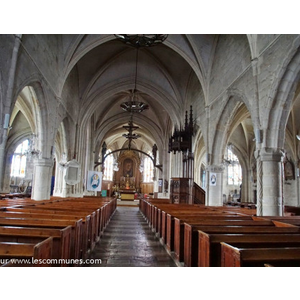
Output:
[10,140,29,177]
[227,148,242,185]
[143,153,153,182]
[103,149,113,181]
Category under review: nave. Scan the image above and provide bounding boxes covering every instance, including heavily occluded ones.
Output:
[87,206,177,267]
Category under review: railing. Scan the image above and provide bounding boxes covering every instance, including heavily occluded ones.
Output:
[193,182,205,205]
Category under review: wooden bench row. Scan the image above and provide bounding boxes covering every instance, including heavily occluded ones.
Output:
[0,237,53,267]
[140,198,300,267]
[0,196,117,267]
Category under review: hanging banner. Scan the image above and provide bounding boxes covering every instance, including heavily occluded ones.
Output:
[87,171,102,191]
[210,172,217,186]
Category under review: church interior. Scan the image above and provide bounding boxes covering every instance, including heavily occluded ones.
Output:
[1,32,300,278]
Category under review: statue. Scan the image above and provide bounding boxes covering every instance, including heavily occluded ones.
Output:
[125,174,130,189]
[152,143,158,165]
[164,179,168,193]
[101,142,107,163]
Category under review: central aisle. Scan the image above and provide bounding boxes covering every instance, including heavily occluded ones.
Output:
[88,206,177,267]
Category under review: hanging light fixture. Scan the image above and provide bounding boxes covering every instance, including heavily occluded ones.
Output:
[119,48,144,149]
[120,47,149,114]
[114,34,168,48]
[25,134,41,159]
[116,34,168,113]
[115,34,168,148]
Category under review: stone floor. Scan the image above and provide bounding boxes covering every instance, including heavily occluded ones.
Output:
[86,206,177,267]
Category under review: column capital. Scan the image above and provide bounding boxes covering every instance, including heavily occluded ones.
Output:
[207,164,224,173]
[258,147,284,162]
[33,158,54,168]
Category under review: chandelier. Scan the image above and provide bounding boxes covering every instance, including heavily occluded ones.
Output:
[120,100,149,113]
[25,134,41,159]
[120,46,149,114]
[115,34,168,149]
[114,34,168,48]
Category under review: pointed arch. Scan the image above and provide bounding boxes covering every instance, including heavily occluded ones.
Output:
[266,49,300,149]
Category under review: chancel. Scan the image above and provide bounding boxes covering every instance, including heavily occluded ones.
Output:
[2,34,300,269]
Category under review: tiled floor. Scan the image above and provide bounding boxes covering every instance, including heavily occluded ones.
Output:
[87,206,177,267]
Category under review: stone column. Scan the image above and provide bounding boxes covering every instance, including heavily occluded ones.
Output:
[259,148,284,216]
[31,158,53,200]
[2,150,13,193]
[254,150,263,216]
[206,164,224,206]
[0,35,22,191]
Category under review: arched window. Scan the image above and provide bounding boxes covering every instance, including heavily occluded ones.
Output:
[143,153,153,182]
[10,140,29,177]
[226,147,242,185]
[103,149,113,181]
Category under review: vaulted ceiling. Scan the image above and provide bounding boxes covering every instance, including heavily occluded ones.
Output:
[61,34,217,154]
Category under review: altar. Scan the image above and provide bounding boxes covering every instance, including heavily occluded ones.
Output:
[119,189,136,200]
[118,174,136,200]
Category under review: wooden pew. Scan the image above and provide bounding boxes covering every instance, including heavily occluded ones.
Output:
[183,222,300,267]
[0,225,72,266]
[0,217,82,262]
[143,199,255,239]
[254,216,300,227]
[161,208,244,245]
[173,215,257,263]
[284,205,300,216]
[8,196,117,256]
[0,237,53,267]
[0,197,117,265]
[168,217,274,261]
[1,208,92,259]
[31,197,116,250]
[198,231,300,267]
[221,242,300,267]
[21,202,98,245]
[29,202,101,248]
[167,214,253,252]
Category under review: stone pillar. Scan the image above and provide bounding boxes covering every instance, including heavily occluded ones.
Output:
[2,151,13,193]
[259,148,284,216]
[206,164,224,206]
[0,35,22,191]
[254,150,263,216]
[31,158,53,200]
